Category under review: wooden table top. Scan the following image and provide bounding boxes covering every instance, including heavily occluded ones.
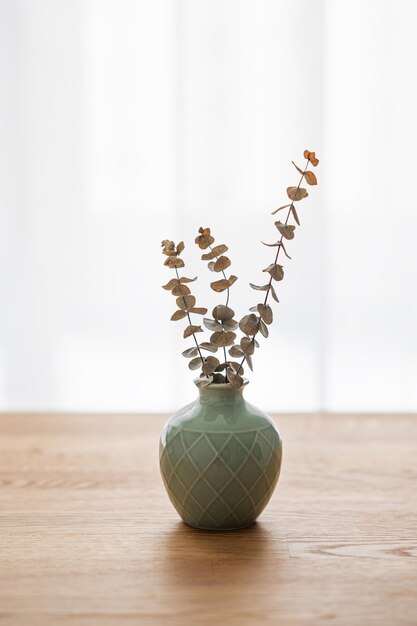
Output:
[0,412,416,625]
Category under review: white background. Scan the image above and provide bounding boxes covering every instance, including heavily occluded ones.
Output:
[0,0,416,413]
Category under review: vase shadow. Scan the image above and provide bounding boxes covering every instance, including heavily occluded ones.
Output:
[156,518,289,588]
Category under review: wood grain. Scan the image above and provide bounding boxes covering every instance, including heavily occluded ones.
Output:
[0,413,416,625]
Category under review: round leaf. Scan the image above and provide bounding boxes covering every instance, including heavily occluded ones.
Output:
[210,331,236,347]
[304,170,317,185]
[210,279,229,293]
[257,303,273,325]
[275,221,296,240]
[222,319,238,331]
[171,310,187,321]
[239,314,258,336]
[212,305,235,321]
[188,357,202,370]
[304,150,319,166]
[171,284,191,296]
[164,256,185,268]
[202,356,220,375]
[263,263,284,281]
[229,345,245,358]
[194,374,214,388]
[182,347,199,358]
[213,256,231,272]
[241,336,255,355]
[176,295,196,311]
[199,342,218,353]
[162,278,179,290]
[229,361,244,375]
[184,325,202,338]
[203,318,223,331]
[227,370,244,389]
[201,244,228,260]
[287,186,308,201]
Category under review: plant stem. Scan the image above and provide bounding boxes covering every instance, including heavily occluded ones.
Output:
[207,244,230,381]
[236,159,309,375]
[175,267,204,365]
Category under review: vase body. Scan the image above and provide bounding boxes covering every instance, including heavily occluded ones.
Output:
[159,384,282,530]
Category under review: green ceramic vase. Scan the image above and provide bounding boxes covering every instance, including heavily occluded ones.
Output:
[159,383,282,530]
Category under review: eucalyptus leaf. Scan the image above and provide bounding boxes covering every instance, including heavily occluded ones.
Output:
[287,186,308,202]
[171,310,187,321]
[227,370,244,389]
[214,363,228,372]
[203,318,223,331]
[199,342,218,353]
[171,284,191,296]
[250,283,270,291]
[304,170,317,185]
[189,307,208,315]
[201,244,228,260]
[182,347,199,358]
[304,150,319,166]
[229,345,245,358]
[162,278,179,290]
[212,305,235,321]
[291,161,304,175]
[259,318,269,338]
[202,356,220,375]
[188,357,202,370]
[271,204,291,216]
[263,263,284,281]
[291,204,300,226]
[164,256,185,268]
[222,319,238,331]
[194,374,214,388]
[275,221,296,240]
[241,336,255,355]
[229,361,243,375]
[176,295,196,311]
[184,325,203,338]
[239,314,258,336]
[210,278,229,293]
[180,276,198,284]
[257,303,273,325]
[210,331,236,347]
[213,256,231,272]
[269,284,279,302]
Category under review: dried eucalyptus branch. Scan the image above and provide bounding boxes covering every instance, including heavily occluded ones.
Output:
[160,149,319,390]
[231,150,319,386]
[161,240,211,383]
[195,227,240,384]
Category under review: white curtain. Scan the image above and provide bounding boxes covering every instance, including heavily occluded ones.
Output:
[1,0,416,412]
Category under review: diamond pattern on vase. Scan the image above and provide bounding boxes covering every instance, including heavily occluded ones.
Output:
[160,423,281,530]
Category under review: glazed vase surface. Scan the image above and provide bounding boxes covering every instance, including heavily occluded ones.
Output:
[159,383,282,530]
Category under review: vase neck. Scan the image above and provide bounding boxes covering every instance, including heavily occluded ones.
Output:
[198,384,245,405]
